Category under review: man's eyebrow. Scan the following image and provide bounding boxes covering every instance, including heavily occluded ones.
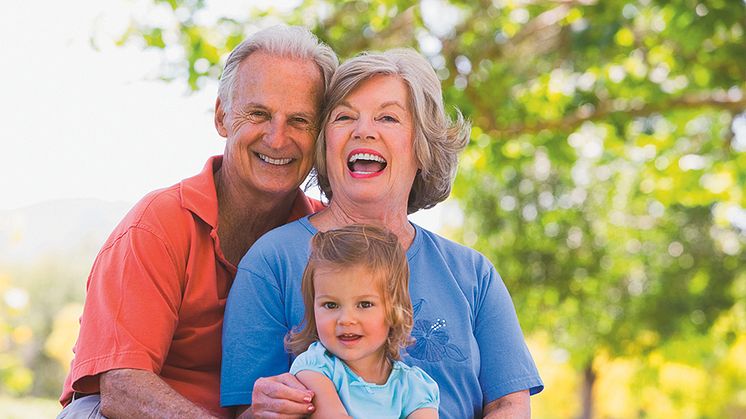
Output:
[238,102,268,111]
[290,111,317,120]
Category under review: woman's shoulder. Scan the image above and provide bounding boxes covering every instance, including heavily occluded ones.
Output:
[412,223,494,269]
[248,217,314,253]
[237,216,315,272]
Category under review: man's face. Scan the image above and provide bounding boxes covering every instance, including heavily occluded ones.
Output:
[216,51,323,198]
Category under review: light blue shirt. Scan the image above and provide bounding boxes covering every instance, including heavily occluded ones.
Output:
[290,342,439,418]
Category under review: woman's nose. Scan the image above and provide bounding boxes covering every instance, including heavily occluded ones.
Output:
[352,118,376,141]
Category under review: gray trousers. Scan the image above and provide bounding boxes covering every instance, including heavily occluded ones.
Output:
[56,395,107,419]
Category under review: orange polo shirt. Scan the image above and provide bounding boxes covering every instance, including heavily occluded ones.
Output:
[60,156,324,417]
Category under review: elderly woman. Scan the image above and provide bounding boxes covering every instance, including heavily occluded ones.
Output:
[221,49,543,418]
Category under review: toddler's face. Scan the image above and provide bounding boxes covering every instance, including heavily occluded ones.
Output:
[313,263,390,377]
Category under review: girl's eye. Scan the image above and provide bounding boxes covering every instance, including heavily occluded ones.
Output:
[359,301,373,309]
[322,302,338,309]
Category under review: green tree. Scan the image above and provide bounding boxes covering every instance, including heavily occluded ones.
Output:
[115,0,746,416]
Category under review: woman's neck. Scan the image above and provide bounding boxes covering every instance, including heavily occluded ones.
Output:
[310,201,416,249]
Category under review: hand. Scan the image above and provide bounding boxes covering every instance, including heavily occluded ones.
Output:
[249,373,315,418]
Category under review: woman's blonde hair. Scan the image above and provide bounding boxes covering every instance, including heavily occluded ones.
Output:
[286,224,413,361]
[313,48,470,214]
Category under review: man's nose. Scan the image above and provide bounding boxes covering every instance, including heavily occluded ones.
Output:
[264,118,289,148]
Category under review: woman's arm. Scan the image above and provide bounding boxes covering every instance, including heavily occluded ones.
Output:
[295,370,351,419]
[407,407,439,419]
[482,390,530,419]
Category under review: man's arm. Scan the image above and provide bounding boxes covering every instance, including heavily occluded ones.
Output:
[100,369,218,419]
[482,390,530,419]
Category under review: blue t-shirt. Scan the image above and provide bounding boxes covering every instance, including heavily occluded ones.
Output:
[290,341,439,418]
[221,216,543,418]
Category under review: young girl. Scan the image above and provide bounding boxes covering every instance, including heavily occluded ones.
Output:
[285,224,439,418]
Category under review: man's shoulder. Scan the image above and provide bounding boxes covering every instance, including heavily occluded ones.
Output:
[100,182,198,252]
[121,184,187,229]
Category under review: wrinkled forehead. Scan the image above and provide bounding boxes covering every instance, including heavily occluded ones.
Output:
[233,52,325,102]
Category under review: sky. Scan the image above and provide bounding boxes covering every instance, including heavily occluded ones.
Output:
[0,0,456,231]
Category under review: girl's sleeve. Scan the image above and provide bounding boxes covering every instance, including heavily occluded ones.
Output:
[289,342,334,379]
[403,366,440,415]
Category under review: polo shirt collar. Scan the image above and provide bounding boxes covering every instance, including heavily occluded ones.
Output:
[180,155,222,228]
[179,155,320,228]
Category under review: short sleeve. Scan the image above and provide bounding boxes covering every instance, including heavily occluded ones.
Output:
[402,365,440,415]
[70,225,183,393]
[475,265,544,401]
[289,342,334,379]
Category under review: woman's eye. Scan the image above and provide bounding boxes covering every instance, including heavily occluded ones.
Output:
[334,114,352,122]
[379,115,399,123]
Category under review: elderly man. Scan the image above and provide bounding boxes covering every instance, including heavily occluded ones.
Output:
[57,25,337,418]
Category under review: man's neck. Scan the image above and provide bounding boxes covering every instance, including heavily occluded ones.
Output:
[214,168,299,266]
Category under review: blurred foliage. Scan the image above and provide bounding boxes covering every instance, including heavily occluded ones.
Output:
[0,257,89,400]
[5,0,745,417]
[108,0,746,416]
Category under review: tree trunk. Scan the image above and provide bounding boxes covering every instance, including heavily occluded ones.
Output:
[580,363,596,419]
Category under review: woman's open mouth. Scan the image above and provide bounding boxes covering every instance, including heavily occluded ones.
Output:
[347,150,387,178]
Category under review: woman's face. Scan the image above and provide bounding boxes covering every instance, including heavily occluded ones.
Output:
[324,75,419,209]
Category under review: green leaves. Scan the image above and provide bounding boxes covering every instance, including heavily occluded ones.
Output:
[114,0,746,414]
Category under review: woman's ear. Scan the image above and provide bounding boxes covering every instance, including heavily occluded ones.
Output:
[214,97,228,137]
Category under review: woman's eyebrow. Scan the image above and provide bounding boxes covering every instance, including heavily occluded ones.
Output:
[379,100,406,110]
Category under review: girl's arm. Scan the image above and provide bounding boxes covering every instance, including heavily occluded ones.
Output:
[407,407,439,419]
[295,370,352,419]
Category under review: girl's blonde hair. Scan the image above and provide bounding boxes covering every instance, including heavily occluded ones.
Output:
[286,224,413,361]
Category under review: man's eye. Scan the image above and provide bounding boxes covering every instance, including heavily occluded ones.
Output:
[291,117,310,125]
[244,111,268,121]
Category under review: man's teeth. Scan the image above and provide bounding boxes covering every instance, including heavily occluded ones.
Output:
[348,153,386,164]
[258,153,292,165]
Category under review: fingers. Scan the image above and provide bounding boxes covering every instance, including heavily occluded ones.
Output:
[252,374,315,418]
[275,373,312,393]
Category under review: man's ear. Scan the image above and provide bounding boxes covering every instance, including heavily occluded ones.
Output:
[214,97,228,138]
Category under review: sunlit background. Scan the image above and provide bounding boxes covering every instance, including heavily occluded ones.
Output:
[1,0,745,417]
